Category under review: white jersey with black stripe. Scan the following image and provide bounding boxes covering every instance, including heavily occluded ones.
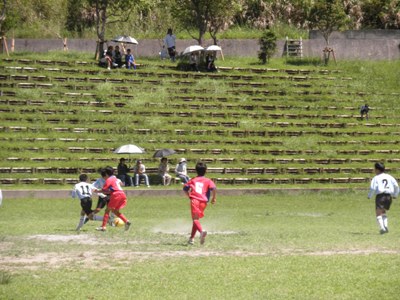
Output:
[368,173,399,198]
[71,182,93,200]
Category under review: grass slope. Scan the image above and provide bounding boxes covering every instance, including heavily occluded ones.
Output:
[0,191,399,299]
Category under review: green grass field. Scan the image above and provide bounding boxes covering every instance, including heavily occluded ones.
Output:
[1,191,400,299]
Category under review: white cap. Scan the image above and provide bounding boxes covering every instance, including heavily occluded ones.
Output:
[179,158,186,163]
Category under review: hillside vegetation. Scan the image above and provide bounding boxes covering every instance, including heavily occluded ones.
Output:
[0,52,399,187]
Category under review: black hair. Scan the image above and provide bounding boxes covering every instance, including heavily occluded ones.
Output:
[375,162,385,172]
[120,158,126,162]
[195,161,207,176]
[127,48,131,52]
[167,28,172,35]
[100,168,107,178]
[104,166,114,176]
[79,174,88,182]
[161,157,167,162]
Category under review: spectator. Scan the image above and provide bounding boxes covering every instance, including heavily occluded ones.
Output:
[106,46,114,70]
[190,53,199,72]
[117,158,133,186]
[164,28,176,62]
[175,158,190,184]
[134,160,150,187]
[206,53,217,72]
[158,157,172,186]
[160,45,168,60]
[360,104,369,120]
[125,48,136,70]
[112,45,123,68]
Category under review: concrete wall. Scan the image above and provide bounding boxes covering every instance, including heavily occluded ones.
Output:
[6,32,400,60]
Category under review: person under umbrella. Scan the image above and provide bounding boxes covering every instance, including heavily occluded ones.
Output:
[158,157,172,186]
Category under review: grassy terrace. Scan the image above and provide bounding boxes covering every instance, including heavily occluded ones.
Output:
[0,53,399,188]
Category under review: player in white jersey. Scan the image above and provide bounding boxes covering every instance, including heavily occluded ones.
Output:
[71,174,103,231]
[91,168,115,226]
[367,163,399,234]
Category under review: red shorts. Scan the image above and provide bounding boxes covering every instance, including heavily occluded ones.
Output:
[108,191,127,210]
[190,199,207,219]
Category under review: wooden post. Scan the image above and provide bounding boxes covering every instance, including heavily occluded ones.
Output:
[11,38,14,53]
[63,38,68,51]
[95,41,99,60]
[3,36,9,56]
[219,49,225,61]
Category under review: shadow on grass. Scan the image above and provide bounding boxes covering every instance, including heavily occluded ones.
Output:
[0,271,12,285]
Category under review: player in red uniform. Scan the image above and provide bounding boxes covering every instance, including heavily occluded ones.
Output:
[95,166,132,232]
[183,162,216,245]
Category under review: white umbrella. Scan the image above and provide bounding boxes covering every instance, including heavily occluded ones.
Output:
[114,144,145,154]
[112,35,139,45]
[206,45,222,51]
[182,45,204,55]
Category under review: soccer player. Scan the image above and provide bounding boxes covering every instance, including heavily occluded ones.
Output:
[368,162,399,234]
[95,166,132,232]
[92,168,115,226]
[71,174,103,231]
[183,162,216,245]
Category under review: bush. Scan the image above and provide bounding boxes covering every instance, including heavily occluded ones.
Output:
[258,30,277,64]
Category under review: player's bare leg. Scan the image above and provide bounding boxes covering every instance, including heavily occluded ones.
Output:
[376,208,388,234]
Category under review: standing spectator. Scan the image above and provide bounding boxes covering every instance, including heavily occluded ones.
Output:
[134,160,150,187]
[158,157,172,186]
[206,53,217,72]
[117,158,133,186]
[360,104,369,120]
[164,28,176,62]
[368,162,399,234]
[190,53,199,72]
[125,48,136,70]
[175,158,190,184]
[112,45,123,67]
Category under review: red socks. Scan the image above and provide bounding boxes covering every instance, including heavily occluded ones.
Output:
[115,212,128,224]
[191,220,202,238]
[102,212,109,228]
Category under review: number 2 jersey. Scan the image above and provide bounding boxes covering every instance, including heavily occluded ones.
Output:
[183,176,216,203]
[368,173,399,198]
[71,182,93,200]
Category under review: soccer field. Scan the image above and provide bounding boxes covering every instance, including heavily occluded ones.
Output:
[1,190,400,299]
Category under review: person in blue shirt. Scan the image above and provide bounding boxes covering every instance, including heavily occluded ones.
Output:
[125,49,136,70]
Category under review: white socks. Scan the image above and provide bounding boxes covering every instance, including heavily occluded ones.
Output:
[76,216,86,231]
[376,216,385,231]
[382,215,388,229]
[93,215,103,221]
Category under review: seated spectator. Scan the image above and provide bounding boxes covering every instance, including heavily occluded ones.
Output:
[158,157,172,186]
[189,53,199,72]
[117,158,133,186]
[112,45,123,68]
[125,48,136,70]
[134,160,150,187]
[175,158,190,184]
[360,104,369,120]
[106,46,114,69]
[206,53,217,72]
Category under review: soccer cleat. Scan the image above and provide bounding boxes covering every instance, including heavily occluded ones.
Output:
[200,231,207,245]
[385,227,389,233]
[147,185,151,188]
[188,238,194,245]
[380,229,388,235]
[75,224,82,231]
[125,221,131,231]
[96,227,106,232]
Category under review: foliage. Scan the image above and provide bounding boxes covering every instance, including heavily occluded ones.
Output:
[361,0,400,29]
[258,30,277,64]
[308,0,349,45]
[172,0,241,45]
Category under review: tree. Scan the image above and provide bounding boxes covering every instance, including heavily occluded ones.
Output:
[0,0,19,53]
[308,0,348,45]
[173,0,240,46]
[88,0,138,58]
[66,0,96,37]
[258,30,277,64]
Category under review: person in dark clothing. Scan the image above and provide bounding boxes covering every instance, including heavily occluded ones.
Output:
[117,158,133,186]
[360,104,369,120]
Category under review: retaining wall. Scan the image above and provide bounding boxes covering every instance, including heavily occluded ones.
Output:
[5,30,400,60]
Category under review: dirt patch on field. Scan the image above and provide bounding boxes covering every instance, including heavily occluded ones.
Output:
[1,247,400,272]
[28,234,160,245]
